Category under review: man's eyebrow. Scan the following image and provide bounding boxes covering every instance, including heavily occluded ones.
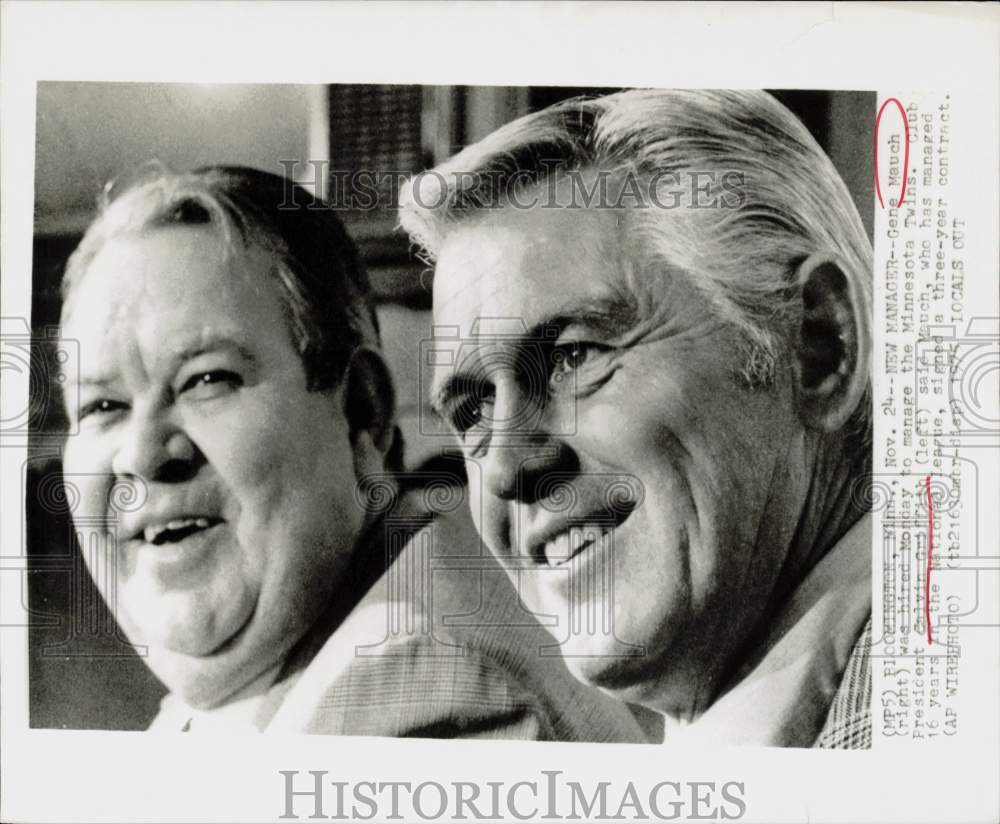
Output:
[76,336,259,389]
[430,294,639,415]
[526,294,640,341]
[166,336,259,368]
[76,376,113,389]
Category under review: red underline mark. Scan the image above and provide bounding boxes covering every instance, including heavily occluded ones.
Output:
[925,475,934,644]
[874,97,910,209]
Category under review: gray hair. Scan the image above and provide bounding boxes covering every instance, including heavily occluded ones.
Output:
[399,89,872,439]
[63,164,380,392]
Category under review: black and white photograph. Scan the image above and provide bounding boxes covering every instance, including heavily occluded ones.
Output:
[2,4,997,824]
[26,82,875,748]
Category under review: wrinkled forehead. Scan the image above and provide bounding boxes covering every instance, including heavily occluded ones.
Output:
[58,227,286,374]
[62,224,237,321]
[432,201,619,332]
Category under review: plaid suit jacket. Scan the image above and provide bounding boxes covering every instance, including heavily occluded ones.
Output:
[814,617,872,749]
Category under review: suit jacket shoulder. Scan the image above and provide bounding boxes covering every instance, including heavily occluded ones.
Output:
[814,616,872,749]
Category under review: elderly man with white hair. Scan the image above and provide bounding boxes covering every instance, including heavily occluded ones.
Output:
[400,89,873,748]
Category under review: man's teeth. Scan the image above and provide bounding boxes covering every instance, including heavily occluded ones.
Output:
[144,518,213,543]
[543,526,601,567]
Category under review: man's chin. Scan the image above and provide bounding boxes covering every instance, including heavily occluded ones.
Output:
[143,616,245,658]
[129,591,258,657]
[137,612,264,709]
[144,641,261,710]
[558,630,717,718]
[547,629,645,685]
[548,620,683,705]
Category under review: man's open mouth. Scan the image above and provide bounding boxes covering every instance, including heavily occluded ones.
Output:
[142,517,224,545]
[533,502,637,568]
[542,524,606,567]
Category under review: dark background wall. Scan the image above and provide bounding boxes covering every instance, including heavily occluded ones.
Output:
[26,84,874,730]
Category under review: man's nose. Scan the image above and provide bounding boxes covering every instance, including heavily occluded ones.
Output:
[480,384,577,501]
[110,406,200,483]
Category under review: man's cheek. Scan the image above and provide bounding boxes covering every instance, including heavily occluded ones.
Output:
[465,473,486,533]
[465,472,506,555]
[196,419,274,489]
[65,452,116,519]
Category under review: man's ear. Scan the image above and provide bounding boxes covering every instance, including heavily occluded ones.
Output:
[792,254,870,432]
[342,347,396,472]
